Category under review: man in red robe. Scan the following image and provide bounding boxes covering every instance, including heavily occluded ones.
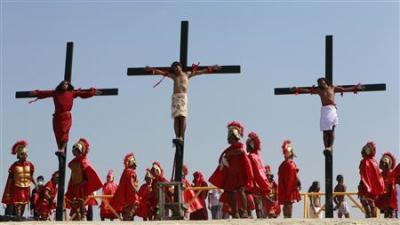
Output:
[150,161,172,218]
[278,140,301,218]
[65,138,103,220]
[263,165,280,218]
[181,165,202,219]
[30,80,99,155]
[100,170,118,221]
[209,121,254,218]
[358,142,385,218]
[111,153,139,221]
[2,140,36,219]
[136,169,154,221]
[246,132,271,218]
[375,152,397,218]
[35,171,59,220]
[190,171,209,220]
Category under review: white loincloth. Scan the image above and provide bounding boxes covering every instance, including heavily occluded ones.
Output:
[171,93,188,118]
[320,105,338,131]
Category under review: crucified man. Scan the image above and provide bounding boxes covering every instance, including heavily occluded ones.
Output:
[292,77,363,153]
[146,62,220,141]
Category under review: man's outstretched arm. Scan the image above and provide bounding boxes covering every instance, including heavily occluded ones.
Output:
[189,64,221,78]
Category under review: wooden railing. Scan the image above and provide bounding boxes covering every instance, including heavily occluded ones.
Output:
[63,187,368,220]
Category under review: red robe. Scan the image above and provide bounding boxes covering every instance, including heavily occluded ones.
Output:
[33,89,96,147]
[263,181,281,217]
[190,176,208,220]
[35,180,57,218]
[375,170,397,211]
[209,142,254,191]
[278,159,301,204]
[65,156,103,204]
[394,163,400,184]
[99,181,118,219]
[358,157,385,199]
[151,175,171,209]
[248,150,271,195]
[136,183,153,219]
[111,168,139,213]
[182,178,202,214]
[2,161,35,205]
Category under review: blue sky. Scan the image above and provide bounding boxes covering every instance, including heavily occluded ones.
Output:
[1,1,398,219]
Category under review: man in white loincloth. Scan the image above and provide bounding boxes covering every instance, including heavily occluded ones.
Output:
[334,175,350,218]
[293,78,362,154]
[146,62,220,141]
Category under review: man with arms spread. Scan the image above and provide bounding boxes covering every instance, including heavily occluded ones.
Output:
[146,62,220,141]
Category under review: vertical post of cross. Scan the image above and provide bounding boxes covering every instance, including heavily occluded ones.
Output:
[180,21,188,70]
[55,42,73,221]
[324,35,334,218]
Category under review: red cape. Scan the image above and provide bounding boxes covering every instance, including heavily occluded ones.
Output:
[100,181,118,218]
[111,168,139,212]
[358,158,385,198]
[65,156,103,203]
[278,159,301,204]
[248,151,271,195]
[35,180,57,217]
[375,170,397,210]
[394,163,400,184]
[136,183,153,218]
[263,181,281,217]
[208,142,253,191]
[182,178,202,213]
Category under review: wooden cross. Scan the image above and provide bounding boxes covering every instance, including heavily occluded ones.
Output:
[274,35,386,218]
[15,42,118,221]
[127,21,241,184]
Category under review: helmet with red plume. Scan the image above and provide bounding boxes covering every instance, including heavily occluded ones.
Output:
[227,121,244,140]
[247,132,261,151]
[11,140,28,156]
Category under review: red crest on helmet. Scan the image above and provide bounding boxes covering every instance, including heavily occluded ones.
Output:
[11,140,28,155]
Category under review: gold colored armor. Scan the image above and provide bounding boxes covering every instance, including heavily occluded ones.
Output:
[70,162,84,184]
[14,165,31,188]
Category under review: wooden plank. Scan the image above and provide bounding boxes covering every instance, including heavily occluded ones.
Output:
[274,83,386,95]
[325,35,333,85]
[127,65,240,76]
[180,21,189,69]
[64,42,74,82]
[16,88,118,98]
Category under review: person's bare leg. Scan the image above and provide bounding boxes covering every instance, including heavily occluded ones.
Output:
[323,131,328,148]
[174,117,179,139]
[370,201,377,217]
[239,187,248,218]
[361,200,371,218]
[180,116,186,140]
[228,192,239,218]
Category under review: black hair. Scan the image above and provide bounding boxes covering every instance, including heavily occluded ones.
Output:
[317,77,331,86]
[336,174,343,182]
[308,181,320,192]
[55,80,74,91]
[37,175,44,181]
